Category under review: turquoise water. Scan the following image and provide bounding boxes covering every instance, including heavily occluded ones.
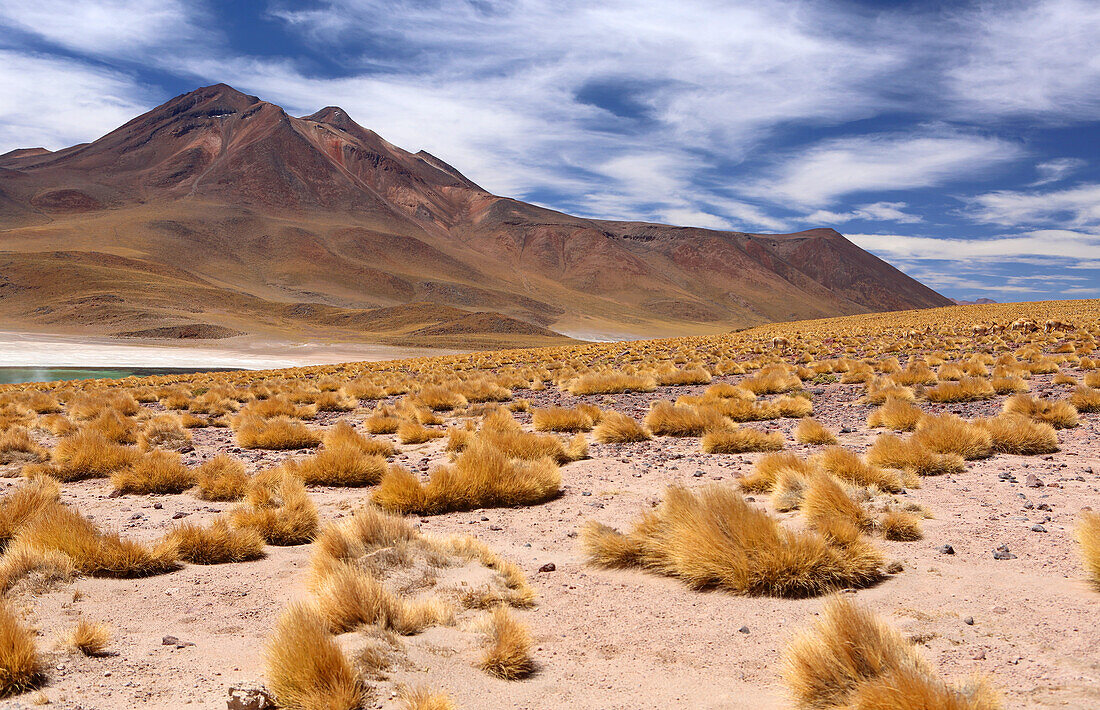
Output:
[0,367,239,385]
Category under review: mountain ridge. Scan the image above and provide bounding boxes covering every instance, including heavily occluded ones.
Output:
[0,83,952,346]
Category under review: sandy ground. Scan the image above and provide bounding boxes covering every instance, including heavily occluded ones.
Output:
[0,331,455,369]
[1,372,1098,709]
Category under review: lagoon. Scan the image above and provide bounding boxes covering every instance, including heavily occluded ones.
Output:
[0,366,240,385]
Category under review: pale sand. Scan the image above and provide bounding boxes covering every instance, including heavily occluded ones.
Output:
[0,331,456,369]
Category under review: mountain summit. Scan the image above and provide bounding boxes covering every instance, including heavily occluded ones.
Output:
[0,84,951,345]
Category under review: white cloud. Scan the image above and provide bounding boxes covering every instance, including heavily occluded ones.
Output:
[848,230,1100,261]
[0,50,152,153]
[966,184,1100,228]
[1031,158,1086,186]
[0,0,206,57]
[748,130,1023,207]
[802,201,923,225]
[947,0,1100,121]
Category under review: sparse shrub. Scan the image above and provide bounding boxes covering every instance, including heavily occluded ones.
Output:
[289,442,387,488]
[137,415,191,450]
[924,377,995,403]
[111,449,194,494]
[592,411,652,443]
[739,452,818,493]
[583,485,883,597]
[802,475,874,540]
[166,518,265,564]
[264,603,365,710]
[775,395,814,418]
[418,385,468,412]
[0,428,47,466]
[741,365,802,395]
[310,562,450,635]
[991,376,1028,394]
[794,419,837,445]
[645,401,726,436]
[783,597,1000,710]
[1069,386,1100,413]
[195,454,250,501]
[29,430,138,481]
[478,606,535,680]
[815,447,903,492]
[656,367,711,387]
[397,421,446,445]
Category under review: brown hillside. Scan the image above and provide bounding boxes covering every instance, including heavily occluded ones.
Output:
[0,84,951,345]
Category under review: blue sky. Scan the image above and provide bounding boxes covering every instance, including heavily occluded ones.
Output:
[1,0,1097,302]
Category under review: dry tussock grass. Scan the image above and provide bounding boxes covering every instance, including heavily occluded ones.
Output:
[532,406,594,432]
[111,449,194,494]
[867,398,923,431]
[289,432,389,487]
[802,474,874,541]
[0,428,47,465]
[880,510,924,541]
[1077,511,1100,588]
[739,452,818,494]
[27,430,138,482]
[978,414,1059,455]
[167,518,266,564]
[236,416,320,450]
[137,415,191,450]
[397,420,446,445]
[0,603,45,698]
[264,603,365,710]
[583,485,883,597]
[645,401,726,437]
[63,619,111,657]
[398,686,456,710]
[592,411,652,443]
[784,597,1000,710]
[655,367,712,386]
[866,435,965,476]
[310,562,451,635]
[231,471,318,545]
[815,447,903,492]
[701,427,784,453]
[913,414,993,460]
[1002,394,1079,429]
[566,371,656,395]
[924,377,995,403]
[1070,385,1100,413]
[741,365,801,395]
[794,418,837,445]
[372,441,560,515]
[195,454,250,501]
[478,606,535,680]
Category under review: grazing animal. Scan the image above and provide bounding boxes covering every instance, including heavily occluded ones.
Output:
[771,337,790,350]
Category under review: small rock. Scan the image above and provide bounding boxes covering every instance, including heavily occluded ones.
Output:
[581,491,592,497]
[162,635,179,646]
[738,626,750,634]
[972,649,986,660]
[480,516,489,521]
[1025,474,1044,488]
[171,512,190,520]
[937,544,955,555]
[964,616,974,625]
[992,545,1017,560]
[840,427,853,433]
[153,502,163,509]
[1037,503,1052,511]
[227,687,276,710]
[538,563,556,573]
[1031,524,1047,533]
[693,470,705,478]
[488,525,502,531]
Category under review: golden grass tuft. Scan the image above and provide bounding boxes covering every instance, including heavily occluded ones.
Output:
[236,416,320,450]
[880,510,924,541]
[398,686,456,710]
[655,367,712,386]
[194,454,250,501]
[231,471,318,545]
[913,414,993,460]
[566,371,657,395]
[1002,394,1079,429]
[111,449,194,494]
[137,415,191,451]
[0,603,45,697]
[1076,511,1100,589]
[644,401,726,437]
[166,518,266,565]
[794,418,837,445]
[978,414,1059,455]
[739,452,817,493]
[783,597,1001,710]
[478,606,535,680]
[592,410,652,443]
[1070,385,1100,413]
[866,434,965,476]
[583,485,883,597]
[924,377,995,403]
[701,427,784,454]
[397,420,446,445]
[310,562,451,635]
[741,365,802,395]
[815,447,903,492]
[64,619,111,657]
[264,603,365,710]
[372,441,560,515]
[324,420,396,457]
[29,430,138,482]
[0,478,60,543]
[290,443,388,488]
[867,398,923,432]
[802,474,874,540]
[0,428,47,466]
[532,406,594,432]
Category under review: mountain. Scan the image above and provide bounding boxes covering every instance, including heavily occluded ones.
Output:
[0,84,952,347]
